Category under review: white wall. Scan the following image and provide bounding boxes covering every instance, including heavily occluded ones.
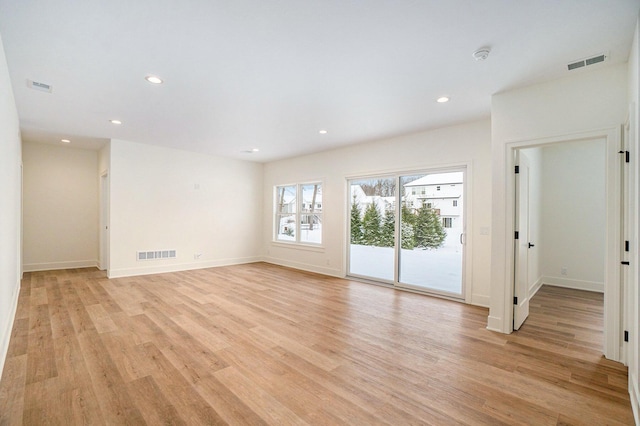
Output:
[540,139,606,292]
[99,142,110,175]
[490,63,628,333]
[108,139,263,278]
[22,141,99,271]
[0,33,22,378]
[263,119,493,306]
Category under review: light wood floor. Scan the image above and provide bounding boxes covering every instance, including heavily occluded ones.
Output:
[0,264,634,425]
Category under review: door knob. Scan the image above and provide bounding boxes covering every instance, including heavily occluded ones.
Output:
[528,242,535,248]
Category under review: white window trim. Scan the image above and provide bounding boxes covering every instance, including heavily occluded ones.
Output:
[274,182,323,246]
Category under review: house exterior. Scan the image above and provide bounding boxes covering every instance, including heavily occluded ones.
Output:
[403,172,463,231]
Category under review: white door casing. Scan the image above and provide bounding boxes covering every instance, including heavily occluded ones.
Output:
[494,128,621,361]
[100,172,109,272]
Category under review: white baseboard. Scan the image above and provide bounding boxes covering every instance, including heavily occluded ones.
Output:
[23,259,98,272]
[263,256,343,278]
[471,294,490,308]
[486,315,506,333]
[631,374,639,426]
[0,278,20,381]
[542,276,604,293]
[108,256,263,278]
[529,276,544,297]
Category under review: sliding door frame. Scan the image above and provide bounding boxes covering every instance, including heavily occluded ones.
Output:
[346,163,472,303]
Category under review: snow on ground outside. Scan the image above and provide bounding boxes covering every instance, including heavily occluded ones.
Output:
[349,232,462,295]
[277,226,462,295]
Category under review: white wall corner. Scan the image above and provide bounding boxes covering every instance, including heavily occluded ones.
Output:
[23,260,99,273]
[541,276,604,293]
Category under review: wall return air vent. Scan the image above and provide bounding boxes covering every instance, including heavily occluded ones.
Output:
[137,250,177,261]
[567,53,608,71]
[27,79,53,93]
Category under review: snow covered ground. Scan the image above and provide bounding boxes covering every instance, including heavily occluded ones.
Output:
[349,232,462,295]
[277,225,322,244]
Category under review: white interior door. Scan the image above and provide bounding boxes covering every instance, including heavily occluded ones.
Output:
[514,152,531,330]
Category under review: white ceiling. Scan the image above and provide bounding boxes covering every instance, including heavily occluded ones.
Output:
[0,1,638,162]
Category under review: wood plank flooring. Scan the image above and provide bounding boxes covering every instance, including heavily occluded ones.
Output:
[0,264,634,425]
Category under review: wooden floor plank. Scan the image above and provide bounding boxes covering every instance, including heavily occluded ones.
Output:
[0,354,27,425]
[0,267,634,425]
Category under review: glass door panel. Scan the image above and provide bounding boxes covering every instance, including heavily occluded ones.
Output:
[348,177,396,282]
[398,171,464,296]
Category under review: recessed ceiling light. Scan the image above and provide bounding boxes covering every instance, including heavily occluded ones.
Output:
[110,119,122,125]
[145,75,163,84]
[241,148,260,154]
[319,130,328,134]
[60,139,71,143]
[437,97,450,103]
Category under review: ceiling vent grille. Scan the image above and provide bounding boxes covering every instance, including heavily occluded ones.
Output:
[567,53,607,71]
[137,250,177,261]
[27,79,53,93]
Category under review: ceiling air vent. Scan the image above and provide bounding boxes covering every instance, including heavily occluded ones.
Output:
[27,79,53,93]
[585,54,606,66]
[567,53,607,71]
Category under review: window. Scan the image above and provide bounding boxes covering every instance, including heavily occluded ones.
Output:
[442,217,453,228]
[453,200,458,207]
[275,183,322,244]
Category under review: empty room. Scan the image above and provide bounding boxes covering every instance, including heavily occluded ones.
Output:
[1,1,639,424]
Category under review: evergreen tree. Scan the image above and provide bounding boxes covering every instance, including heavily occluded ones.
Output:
[380,210,395,247]
[400,203,416,249]
[350,199,364,244]
[401,203,416,226]
[400,220,415,250]
[362,203,382,246]
[414,206,446,249]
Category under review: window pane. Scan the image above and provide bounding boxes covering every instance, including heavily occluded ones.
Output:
[348,177,395,281]
[276,214,296,240]
[276,185,296,241]
[300,184,322,244]
[276,185,296,214]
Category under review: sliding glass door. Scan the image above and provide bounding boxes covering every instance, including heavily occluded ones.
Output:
[398,171,464,295]
[348,169,465,298]
[348,176,396,282]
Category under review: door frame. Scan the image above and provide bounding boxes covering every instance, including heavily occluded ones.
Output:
[99,171,110,274]
[501,128,621,361]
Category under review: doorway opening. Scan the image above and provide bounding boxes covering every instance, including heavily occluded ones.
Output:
[507,128,622,361]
